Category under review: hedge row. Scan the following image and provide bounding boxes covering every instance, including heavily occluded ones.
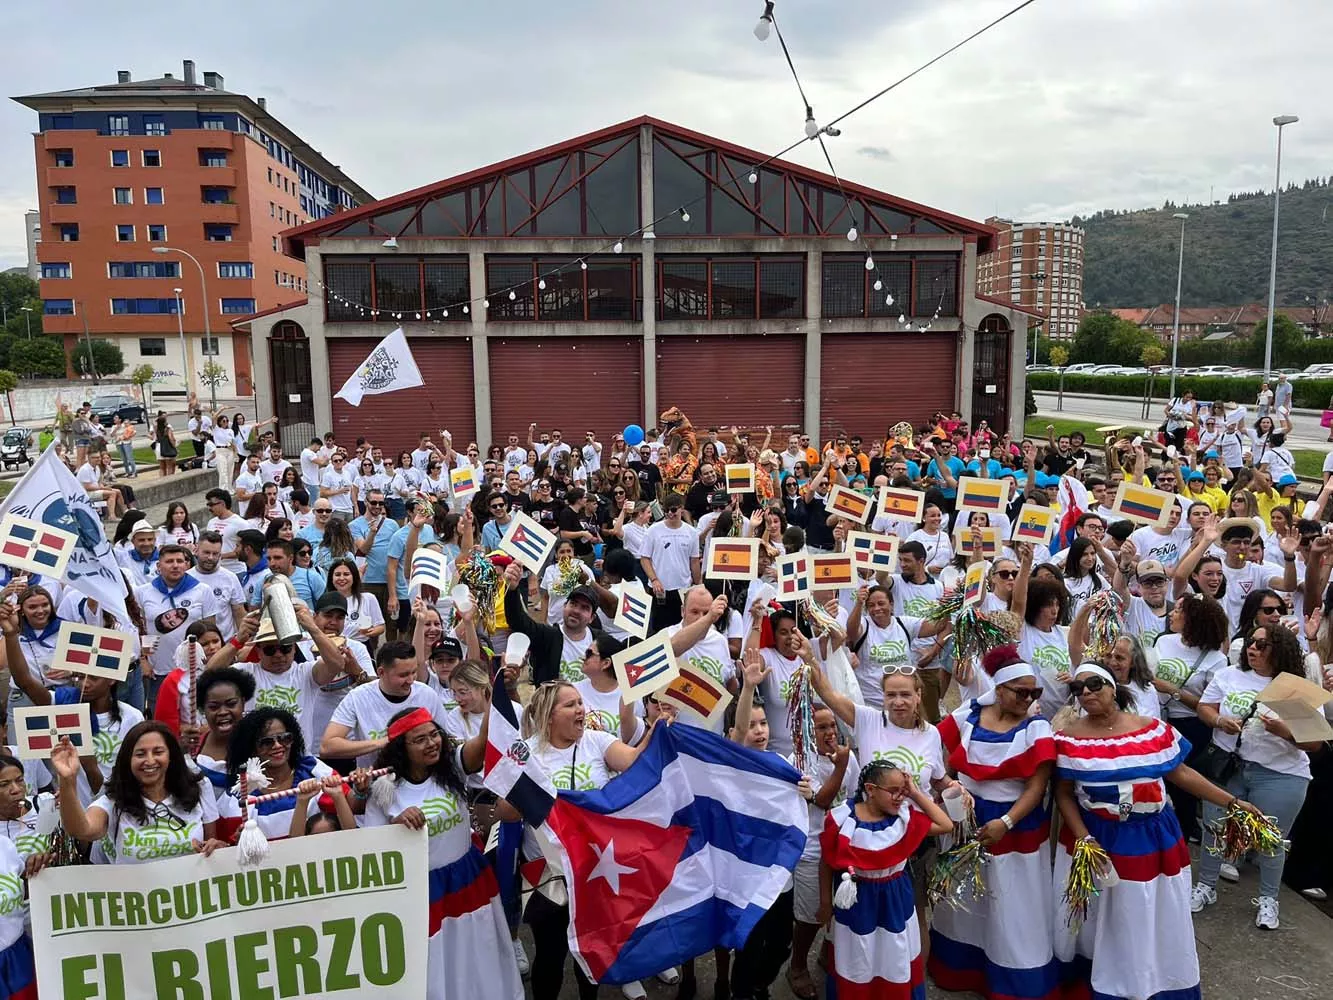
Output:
[1027,372,1333,409]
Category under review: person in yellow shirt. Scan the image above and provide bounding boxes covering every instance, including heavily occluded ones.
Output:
[1183,469,1229,515]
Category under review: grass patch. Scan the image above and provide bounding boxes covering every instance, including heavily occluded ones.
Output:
[1293,450,1327,480]
[37,431,156,466]
[1023,416,1108,442]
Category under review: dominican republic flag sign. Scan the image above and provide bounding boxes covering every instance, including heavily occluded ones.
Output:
[54,621,133,681]
[333,327,425,406]
[613,583,652,640]
[500,511,557,573]
[611,631,680,700]
[13,702,93,760]
[544,722,806,984]
[847,530,898,573]
[0,512,77,579]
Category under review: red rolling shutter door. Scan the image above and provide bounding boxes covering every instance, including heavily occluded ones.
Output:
[820,332,957,441]
[655,334,804,432]
[488,336,643,445]
[328,337,475,456]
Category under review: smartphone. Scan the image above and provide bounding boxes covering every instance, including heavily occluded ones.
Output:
[1131,436,1142,448]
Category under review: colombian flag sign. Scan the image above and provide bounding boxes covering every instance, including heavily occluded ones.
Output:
[962,562,987,609]
[1011,503,1055,547]
[877,487,925,523]
[956,477,1007,516]
[1112,482,1176,528]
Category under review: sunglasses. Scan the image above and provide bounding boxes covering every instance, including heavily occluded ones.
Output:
[1068,676,1109,696]
[1258,605,1284,614]
[489,503,508,511]
[367,500,385,506]
[257,732,295,750]
[260,643,295,655]
[537,482,551,489]
[1248,638,1271,651]
[315,508,332,514]
[883,663,917,676]
[1003,685,1043,702]
[993,569,1019,580]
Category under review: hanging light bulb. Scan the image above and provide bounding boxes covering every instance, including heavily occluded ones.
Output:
[898,313,906,324]
[415,312,421,320]
[804,110,819,139]
[885,293,894,306]
[538,278,547,290]
[443,309,449,318]
[462,305,469,314]
[613,240,623,254]
[753,0,774,41]
[846,226,858,242]
[508,290,517,301]
[864,255,875,271]
[748,170,758,184]
[580,260,588,270]
[680,208,690,223]
[873,279,883,291]
[482,299,490,309]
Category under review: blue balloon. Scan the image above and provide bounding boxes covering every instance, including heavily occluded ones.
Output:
[623,424,645,446]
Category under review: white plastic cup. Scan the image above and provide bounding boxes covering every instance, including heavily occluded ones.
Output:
[504,632,530,667]
[942,785,968,823]
[139,633,157,654]
[450,583,473,615]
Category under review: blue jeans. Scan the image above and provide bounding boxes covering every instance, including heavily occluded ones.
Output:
[120,664,145,714]
[118,442,136,477]
[1198,760,1309,898]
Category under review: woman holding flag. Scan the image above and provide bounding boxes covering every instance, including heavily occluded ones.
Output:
[364,705,522,1000]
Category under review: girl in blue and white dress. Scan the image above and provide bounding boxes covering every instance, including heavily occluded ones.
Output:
[818,759,952,1000]
[364,706,522,1000]
[0,837,35,1000]
[930,646,1059,1000]
[1051,663,1262,1000]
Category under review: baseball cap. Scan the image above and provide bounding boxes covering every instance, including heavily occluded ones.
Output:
[708,490,729,508]
[314,592,348,614]
[1136,560,1168,582]
[430,636,464,660]
[566,585,598,609]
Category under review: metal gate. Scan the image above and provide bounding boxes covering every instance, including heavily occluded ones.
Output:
[971,316,1011,431]
[269,321,315,454]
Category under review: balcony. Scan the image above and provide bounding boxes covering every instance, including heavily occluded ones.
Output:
[47,203,80,224]
[202,203,241,225]
[198,166,238,187]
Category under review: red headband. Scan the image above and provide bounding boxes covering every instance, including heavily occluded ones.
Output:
[387,707,434,742]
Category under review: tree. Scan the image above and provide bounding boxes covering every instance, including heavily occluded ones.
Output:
[1070,313,1121,363]
[1140,345,1166,367]
[198,360,230,409]
[1049,346,1069,368]
[9,337,66,378]
[0,370,17,426]
[70,339,125,378]
[130,364,157,411]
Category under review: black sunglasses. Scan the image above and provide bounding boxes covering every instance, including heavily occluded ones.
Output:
[1248,638,1271,651]
[1068,676,1109,696]
[993,569,1019,580]
[1258,605,1284,614]
[1003,685,1043,702]
[260,643,295,655]
[367,500,385,506]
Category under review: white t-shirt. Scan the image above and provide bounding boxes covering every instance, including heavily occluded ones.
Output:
[574,680,624,738]
[76,462,100,491]
[260,459,293,486]
[643,521,700,591]
[756,647,805,756]
[237,660,324,748]
[1201,667,1312,779]
[504,447,527,472]
[1018,623,1072,720]
[1220,561,1275,627]
[622,521,650,559]
[557,630,594,684]
[329,681,449,769]
[207,512,250,575]
[233,469,264,499]
[790,749,860,862]
[364,772,472,869]
[321,467,358,514]
[853,616,924,707]
[187,566,244,640]
[525,730,618,791]
[299,447,324,484]
[1127,526,1192,571]
[342,592,385,641]
[135,577,219,676]
[1217,431,1245,469]
[906,529,953,572]
[665,623,734,734]
[1124,595,1168,648]
[1152,633,1226,721]
[852,705,946,788]
[91,777,220,864]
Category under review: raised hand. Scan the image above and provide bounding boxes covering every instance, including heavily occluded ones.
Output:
[49,737,81,781]
[740,647,770,688]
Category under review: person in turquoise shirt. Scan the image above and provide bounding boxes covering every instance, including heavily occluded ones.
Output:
[926,440,965,500]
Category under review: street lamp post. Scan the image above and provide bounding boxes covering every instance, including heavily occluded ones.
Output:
[1168,212,1189,400]
[152,246,210,398]
[172,287,187,397]
[1264,115,1299,378]
[1029,271,1047,364]
[19,307,32,340]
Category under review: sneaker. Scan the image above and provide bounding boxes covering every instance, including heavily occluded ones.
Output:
[1219,862,1241,883]
[1189,884,1217,913]
[622,982,647,1000]
[1255,895,1280,930]
[657,967,681,985]
[1301,887,1328,901]
[513,939,530,978]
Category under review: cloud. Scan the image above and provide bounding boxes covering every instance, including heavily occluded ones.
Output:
[857,146,894,162]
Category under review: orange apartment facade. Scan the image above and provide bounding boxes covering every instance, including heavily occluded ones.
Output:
[14,61,371,397]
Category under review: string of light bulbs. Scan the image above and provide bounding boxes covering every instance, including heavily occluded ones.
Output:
[295,0,1039,325]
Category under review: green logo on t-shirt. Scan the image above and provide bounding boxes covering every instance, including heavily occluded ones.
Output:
[686,655,726,685]
[1156,657,1189,686]
[586,709,619,734]
[256,685,301,715]
[1032,644,1070,675]
[12,832,47,859]
[869,640,908,666]
[1222,690,1256,719]
[559,659,584,683]
[421,795,464,837]
[872,746,928,785]
[94,730,122,768]
[555,762,596,791]
[903,597,934,617]
[0,874,22,916]
[120,816,194,861]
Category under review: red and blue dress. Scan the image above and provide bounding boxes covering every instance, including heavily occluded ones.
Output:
[820,799,933,1000]
[1052,720,1200,1000]
[930,702,1060,1000]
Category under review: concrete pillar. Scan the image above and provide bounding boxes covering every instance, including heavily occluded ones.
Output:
[803,250,822,436]
[468,249,492,447]
[307,246,333,435]
[639,125,657,426]
[252,319,274,421]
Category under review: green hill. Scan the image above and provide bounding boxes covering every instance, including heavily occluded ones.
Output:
[1076,179,1333,308]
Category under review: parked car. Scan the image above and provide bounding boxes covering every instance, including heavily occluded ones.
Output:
[1064,363,1100,374]
[90,393,146,427]
[0,427,35,470]
[1191,365,1240,377]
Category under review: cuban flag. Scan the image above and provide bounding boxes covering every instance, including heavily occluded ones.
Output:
[0,512,77,577]
[500,511,557,573]
[612,632,679,698]
[408,548,450,599]
[614,584,652,640]
[56,621,132,681]
[545,723,807,984]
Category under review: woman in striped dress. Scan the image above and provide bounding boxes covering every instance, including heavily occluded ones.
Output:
[1051,662,1261,1000]
[364,706,521,1000]
[819,759,953,999]
[930,646,1059,1000]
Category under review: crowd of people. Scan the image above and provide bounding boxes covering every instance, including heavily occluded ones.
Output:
[1,399,1331,1000]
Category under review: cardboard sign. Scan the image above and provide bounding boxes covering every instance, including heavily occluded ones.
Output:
[1111,482,1176,528]
[724,464,755,494]
[611,630,680,699]
[1011,503,1056,547]
[659,664,733,728]
[953,524,1002,559]
[962,562,987,609]
[847,530,898,574]
[826,485,872,525]
[776,552,812,602]
[1258,672,1333,743]
[877,487,926,524]
[449,466,479,502]
[499,510,558,573]
[810,553,856,590]
[956,477,1007,517]
[706,537,759,581]
[613,582,652,640]
[14,702,93,760]
[53,621,133,682]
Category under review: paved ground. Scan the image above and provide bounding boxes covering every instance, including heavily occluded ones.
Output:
[1035,391,1333,454]
[538,855,1331,998]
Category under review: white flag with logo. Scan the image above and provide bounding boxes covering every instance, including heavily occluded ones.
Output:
[333,327,424,406]
[0,446,130,626]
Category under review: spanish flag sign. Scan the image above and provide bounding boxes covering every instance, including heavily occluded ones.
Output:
[1111,482,1176,528]
[956,477,1007,516]
[877,486,925,524]
[1011,503,1055,546]
[847,530,899,574]
[706,536,759,580]
[660,664,733,728]
[725,464,756,494]
[811,553,856,590]
[826,485,872,525]
[962,562,987,609]
[953,525,1001,559]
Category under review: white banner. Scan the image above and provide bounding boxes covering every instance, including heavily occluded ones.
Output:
[32,825,427,999]
[0,446,130,626]
[333,328,424,406]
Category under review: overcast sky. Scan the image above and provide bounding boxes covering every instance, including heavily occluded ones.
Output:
[1,0,1329,269]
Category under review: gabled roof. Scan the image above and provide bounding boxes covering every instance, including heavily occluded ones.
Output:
[228,298,308,328]
[280,115,996,256]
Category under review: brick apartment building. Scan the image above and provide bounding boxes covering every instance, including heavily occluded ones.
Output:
[13,61,372,396]
[977,218,1085,340]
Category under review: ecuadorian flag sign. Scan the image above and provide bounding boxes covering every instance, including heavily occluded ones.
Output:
[1011,503,1055,547]
[1112,482,1175,528]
